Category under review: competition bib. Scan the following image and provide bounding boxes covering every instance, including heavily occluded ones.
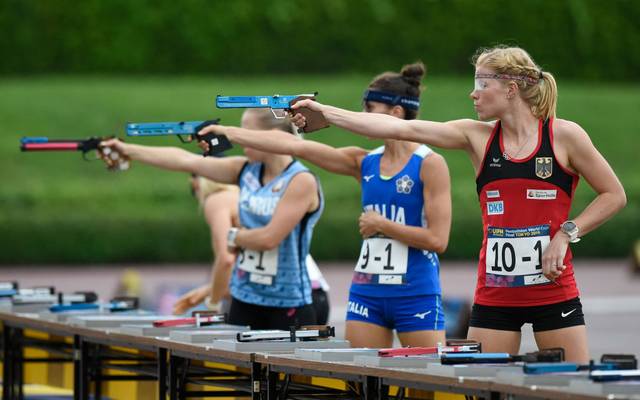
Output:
[238,248,279,285]
[485,225,551,287]
[354,237,408,284]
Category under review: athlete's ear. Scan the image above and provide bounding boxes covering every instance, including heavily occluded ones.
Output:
[390,105,405,119]
[506,81,518,100]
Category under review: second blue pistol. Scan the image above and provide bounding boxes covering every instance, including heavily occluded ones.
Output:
[126,120,232,156]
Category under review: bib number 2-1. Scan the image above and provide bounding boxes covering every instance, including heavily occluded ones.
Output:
[238,248,278,285]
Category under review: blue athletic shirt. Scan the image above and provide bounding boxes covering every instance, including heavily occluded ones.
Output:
[351,145,441,298]
[230,160,324,308]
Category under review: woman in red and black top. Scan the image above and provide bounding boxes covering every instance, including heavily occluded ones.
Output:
[290,46,626,362]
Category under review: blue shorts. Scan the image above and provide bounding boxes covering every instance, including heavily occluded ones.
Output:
[346,291,445,333]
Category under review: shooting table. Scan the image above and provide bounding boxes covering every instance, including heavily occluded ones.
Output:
[1,310,637,400]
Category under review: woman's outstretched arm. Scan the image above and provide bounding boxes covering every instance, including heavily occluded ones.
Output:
[199,125,368,179]
[101,139,246,184]
[291,100,478,151]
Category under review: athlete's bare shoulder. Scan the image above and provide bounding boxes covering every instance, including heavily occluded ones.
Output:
[419,150,446,172]
[448,119,497,164]
[553,118,589,135]
[552,118,591,148]
[448,118,494,131]
[448,118,495,144]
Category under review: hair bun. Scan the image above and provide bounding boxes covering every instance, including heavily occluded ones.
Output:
[401,61,426,86]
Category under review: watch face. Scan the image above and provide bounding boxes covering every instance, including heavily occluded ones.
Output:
[562,221,577,232]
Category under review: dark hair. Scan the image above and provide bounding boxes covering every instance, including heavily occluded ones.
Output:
[368,61,426,120]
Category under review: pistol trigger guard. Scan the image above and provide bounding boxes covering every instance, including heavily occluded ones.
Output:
[177,135,192,144]
[270,109,287,119]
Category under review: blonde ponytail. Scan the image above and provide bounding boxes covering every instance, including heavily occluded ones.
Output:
[195,176,237,207]
[533,71,557,120]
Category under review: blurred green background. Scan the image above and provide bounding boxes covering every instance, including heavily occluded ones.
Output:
[1,0,638,264]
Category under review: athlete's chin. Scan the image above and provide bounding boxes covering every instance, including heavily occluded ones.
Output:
[476,111,496,121]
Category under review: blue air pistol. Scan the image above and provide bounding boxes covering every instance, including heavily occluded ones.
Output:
[216,93,329,133]
[125,119,231,156]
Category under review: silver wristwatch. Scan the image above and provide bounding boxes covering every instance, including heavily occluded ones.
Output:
[560,220,580,243]
[227,227,239,248]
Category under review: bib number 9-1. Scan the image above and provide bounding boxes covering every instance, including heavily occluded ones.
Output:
[354,237,408,284]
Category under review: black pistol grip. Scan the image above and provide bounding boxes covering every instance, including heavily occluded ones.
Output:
[194,119,232,156]
[200,132,232,157]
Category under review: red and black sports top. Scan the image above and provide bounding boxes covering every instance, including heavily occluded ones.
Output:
[474,118,580,307]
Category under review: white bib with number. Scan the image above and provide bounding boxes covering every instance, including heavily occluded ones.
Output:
[485,225,551,287]
[354,237,408,284]
[238,248,279,285]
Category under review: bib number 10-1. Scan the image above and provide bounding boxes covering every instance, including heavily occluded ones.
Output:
[485,225,551,287]
[489,238,545,272]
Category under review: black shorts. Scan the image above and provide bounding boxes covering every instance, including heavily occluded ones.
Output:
[469,297,585,332]
[227,297,317,330]
[312,288,330,325]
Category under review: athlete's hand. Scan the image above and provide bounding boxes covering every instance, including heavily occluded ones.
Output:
[100,138,129,155]
[541,233,569,282]
[172,284,210,315]
[290,99,325,129]
[359,211,385,238]
[196,124,226,153]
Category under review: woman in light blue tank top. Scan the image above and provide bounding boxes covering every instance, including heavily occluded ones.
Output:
[102,109,323,330]
[203,63,452,348]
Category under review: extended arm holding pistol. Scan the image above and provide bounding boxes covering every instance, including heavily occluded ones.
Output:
[20,136,130,171]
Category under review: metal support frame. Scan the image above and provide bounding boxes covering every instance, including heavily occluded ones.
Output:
[0,321,75,400]
[78,339,173,400]
[361,375,378,400]
[251,361,263,400]
[78,338,90,400]
[158,347,168,399]
[381,377,496,400]
[169,353,185,400]
[2,326,25,400]
[73,335,81,400]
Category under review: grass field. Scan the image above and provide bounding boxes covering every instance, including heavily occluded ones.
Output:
[0,75,638,263]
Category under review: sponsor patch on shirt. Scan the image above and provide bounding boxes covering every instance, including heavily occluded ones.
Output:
[395,175,414,194]
[526,189,557,200]
[487,201,504,215]
[486,190,500,199]
[242,172,261,192]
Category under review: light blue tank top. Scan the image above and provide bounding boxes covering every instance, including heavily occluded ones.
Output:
[351,145,441,297]
[230,160,324,307]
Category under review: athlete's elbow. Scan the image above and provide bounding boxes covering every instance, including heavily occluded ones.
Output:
[433,243,448,254]
[615,189,627,212]
[432,237,449,254]
[219,254,236,270]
